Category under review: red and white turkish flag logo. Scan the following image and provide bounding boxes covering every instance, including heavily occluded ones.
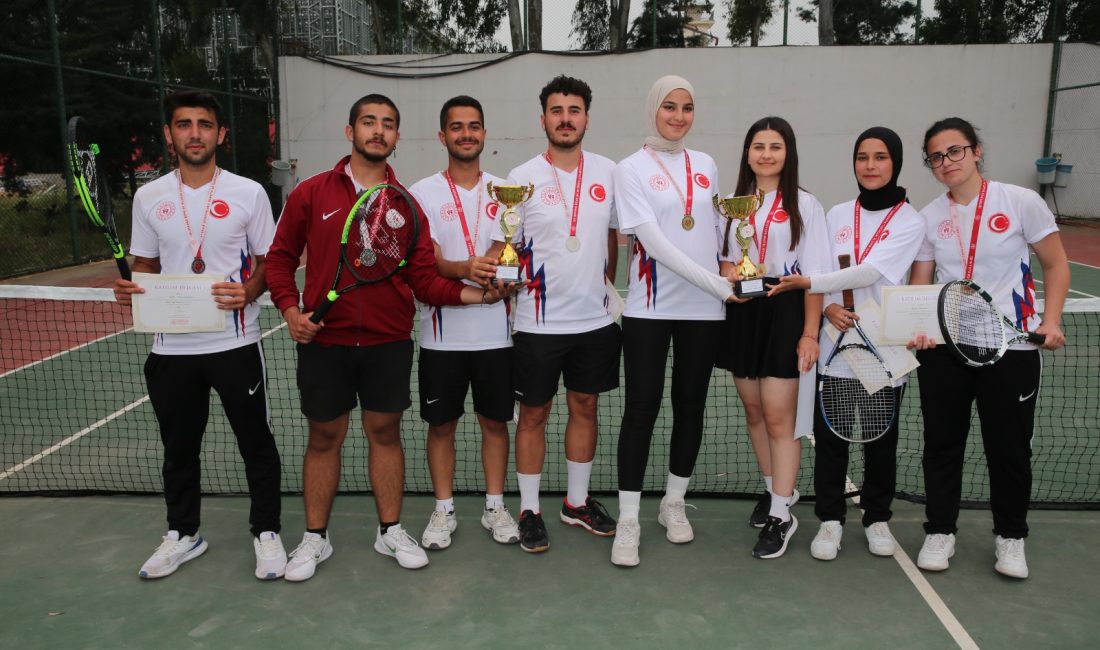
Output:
[210,200,230,219]
[693,173,710,188]
[988,213,1010,234]
[589,184,607,202]
[486,202,499,220]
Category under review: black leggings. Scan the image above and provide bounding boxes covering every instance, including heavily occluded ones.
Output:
[617,317,722,491]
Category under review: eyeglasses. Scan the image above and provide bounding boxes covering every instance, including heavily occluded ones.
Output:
[924,145,976,169]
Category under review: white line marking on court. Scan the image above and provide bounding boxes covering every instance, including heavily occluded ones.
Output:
[0,321,289,482]
[0,397,150,481]
[807,434,979,650]
[1033,277,1099,299]
[1069,259,1100,271]
[0,327,133,380]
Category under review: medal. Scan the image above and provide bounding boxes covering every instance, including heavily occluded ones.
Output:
[646,147,694,230]
[681,215,695,230]
[565,235,581,252]
[177,168,220,276]
[191,257,206,274]
[545,151,584,253]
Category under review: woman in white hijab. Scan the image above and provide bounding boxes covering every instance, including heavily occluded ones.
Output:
[610,76,735,567]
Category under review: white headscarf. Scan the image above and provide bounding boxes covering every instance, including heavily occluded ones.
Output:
[644,75,695,154]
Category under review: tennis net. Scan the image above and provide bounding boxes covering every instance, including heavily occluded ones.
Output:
[2,285,1098,508]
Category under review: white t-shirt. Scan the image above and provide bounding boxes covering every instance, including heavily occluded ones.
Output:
[615,147,724,321]
[503,151,618,334]
[720,189,830,279]
[916,181,1057,343]
[409,171,511,350]
[130,169,274,355]
[819,199,926,381]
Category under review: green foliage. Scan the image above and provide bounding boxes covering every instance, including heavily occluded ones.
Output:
[571,0,611,50]
[920,0,1098,44]
[797,0,917,45]
[627,0,713,48]
[369,0,507,53]
[725,0,775,46]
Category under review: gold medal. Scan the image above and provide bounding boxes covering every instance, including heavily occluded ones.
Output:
[681,214,695,230]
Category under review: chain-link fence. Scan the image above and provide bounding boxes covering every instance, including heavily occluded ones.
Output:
[1046,42,1100,220]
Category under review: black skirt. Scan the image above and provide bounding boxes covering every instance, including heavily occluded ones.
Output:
[715,289,805,379]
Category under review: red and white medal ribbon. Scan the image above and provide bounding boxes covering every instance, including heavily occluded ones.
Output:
[443,170,483,258]
[751,190,784,268]
[177,167,221,273]
[645,146,694,230]
[853,199,904,265]
[948,178,989,280]
[545,151,584,252]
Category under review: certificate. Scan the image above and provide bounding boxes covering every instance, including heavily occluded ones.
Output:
[132,272,225,333]
[605,278,626,321]
[880,284,945,345]
[822,298,920,390]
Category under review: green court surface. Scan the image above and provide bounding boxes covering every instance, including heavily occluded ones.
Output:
[1,495,1098,648]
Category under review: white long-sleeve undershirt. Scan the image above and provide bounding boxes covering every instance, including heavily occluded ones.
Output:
[633,222,734,302]
[807,263,883,294]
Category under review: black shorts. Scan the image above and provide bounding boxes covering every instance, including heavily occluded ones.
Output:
[417,347,515,426]
[716,289,804,379]
[512,323,622,406]
[296,340,413,421]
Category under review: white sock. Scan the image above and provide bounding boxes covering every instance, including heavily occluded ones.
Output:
[435,497,454,513]
[517,472,541,514]
[485,493,504,510]
[566,460,592,507]
[764,476,773,492]
[769,490,791,522]
[665,472,690,501]
[618,490,641,521]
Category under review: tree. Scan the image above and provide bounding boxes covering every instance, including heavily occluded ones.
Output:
[797,0,917,45]
[725,0,775,46]
[505,0,541,50]
[611,0,631,49]
[919,0,1098,44]
[571,0,610,50]
[368,0,507,53]
[627,0,711,48]
[818,0,834,44]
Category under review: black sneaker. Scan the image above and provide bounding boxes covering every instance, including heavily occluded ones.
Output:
[749,489,800,528]
[753,514,798,559]
[748,491,770,528]
[559,496,616,536]
[518,510,549,553]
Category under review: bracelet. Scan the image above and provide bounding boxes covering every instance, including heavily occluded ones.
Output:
[481,289,490,305]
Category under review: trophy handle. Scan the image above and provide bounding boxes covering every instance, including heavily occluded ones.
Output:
[522,182,534,201]
[721,218,733,258]
[486,180,495,196]
[755,188,766,209]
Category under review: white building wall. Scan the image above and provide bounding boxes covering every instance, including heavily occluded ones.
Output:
[279,44,1067,215]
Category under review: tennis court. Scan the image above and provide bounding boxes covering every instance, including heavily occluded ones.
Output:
[2,239,1100,647]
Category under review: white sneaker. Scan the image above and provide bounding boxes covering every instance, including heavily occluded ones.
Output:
[994,536,1029,579]
[917,533,956,572]
[421,510,458,550]
[865,522,898,557]
[657,496,695,543]
[138,531,208,579]
[284,532,333,582]
[253,531,287,580]
[375,524,429,569]
[481,506,520,544]
[810,521,843,561]
[611,518,641,567]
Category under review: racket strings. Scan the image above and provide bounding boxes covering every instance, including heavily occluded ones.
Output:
[345,192,415,282]
[942,285,1003,363]
[822,346,896,443]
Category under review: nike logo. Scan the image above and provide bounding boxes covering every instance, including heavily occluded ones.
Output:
[249,380,263,395]
[385,543,397,553]
[322,209,339,221]
[426,398,440,404]
[1019,389,1036,402]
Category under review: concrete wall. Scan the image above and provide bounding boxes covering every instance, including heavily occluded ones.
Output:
[279,44,1057,213]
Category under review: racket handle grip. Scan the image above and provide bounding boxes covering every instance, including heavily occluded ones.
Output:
[116,257,131,282]
[309,298,335,324]
[1027,332,1046,345]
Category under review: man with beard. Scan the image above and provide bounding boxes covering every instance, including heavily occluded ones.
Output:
[113,91,285,580]
[266,94,509,580]
[486,75,621,553]
[408,96,521,551]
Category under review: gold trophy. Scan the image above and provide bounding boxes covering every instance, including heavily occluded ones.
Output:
[486,181,534,284]
[714,190,769,298]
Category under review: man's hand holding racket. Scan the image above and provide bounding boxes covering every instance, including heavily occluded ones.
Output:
[284,305,323,344]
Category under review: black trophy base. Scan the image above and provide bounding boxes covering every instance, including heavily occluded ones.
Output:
[735,276,779,299]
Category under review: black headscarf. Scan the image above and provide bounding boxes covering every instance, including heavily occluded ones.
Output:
[853,127,907,210]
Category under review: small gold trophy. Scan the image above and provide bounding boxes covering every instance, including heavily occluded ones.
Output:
[714,190,769,298]
[486,181,534,284]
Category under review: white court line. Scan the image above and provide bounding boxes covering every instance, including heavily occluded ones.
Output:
[808,434,979,650]
[0,320,290,481]
[1033,277,1099,299]
[1069,259,1100,272]
[0,328,133,380]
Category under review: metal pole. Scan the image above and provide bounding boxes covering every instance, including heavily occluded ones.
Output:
[396,0,403,53]
[221,0,237,171]
[782,0,789,46]
[271,8,281,162]
[1041,0,1061,198]
[523,0,529,51]
[152,0,169,173]
[914,0,922,42]
[48,0,81,263]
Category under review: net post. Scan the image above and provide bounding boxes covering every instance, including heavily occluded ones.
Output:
[48,0,81,263]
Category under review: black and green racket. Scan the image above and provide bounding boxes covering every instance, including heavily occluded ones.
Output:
[67,116,130,280]
[309,183,420,323]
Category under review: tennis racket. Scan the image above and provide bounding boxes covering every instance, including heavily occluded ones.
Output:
[937,279,1045,367]
[818,254,897,443]
[66,116,130,280]
[309,183,420,324]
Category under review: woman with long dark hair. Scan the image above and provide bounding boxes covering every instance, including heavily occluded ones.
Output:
[717,117,828,559]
